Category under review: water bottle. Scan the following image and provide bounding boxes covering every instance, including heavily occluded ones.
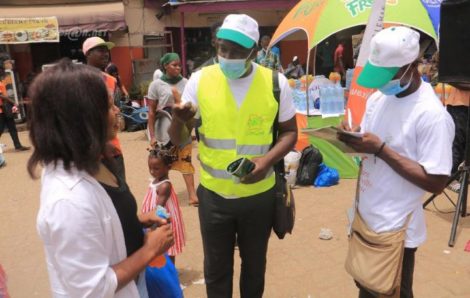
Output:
[320,86,329,115]
[327,86,335,114]
[345,68,354,90]
[334,83,345,114]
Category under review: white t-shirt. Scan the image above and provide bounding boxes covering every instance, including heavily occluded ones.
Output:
[182,63,296,122]
[358,81,455,248]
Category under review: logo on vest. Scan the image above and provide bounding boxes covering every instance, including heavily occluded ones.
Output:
[246,114,269,136]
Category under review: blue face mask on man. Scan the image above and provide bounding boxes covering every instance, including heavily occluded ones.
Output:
[218,49,253,80]
[379,64,413,96]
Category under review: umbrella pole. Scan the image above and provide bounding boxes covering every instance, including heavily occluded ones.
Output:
[312,46,316,76]
[306,48,311,117]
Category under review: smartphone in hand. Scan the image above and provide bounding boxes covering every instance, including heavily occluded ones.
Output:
[227,157,255,179]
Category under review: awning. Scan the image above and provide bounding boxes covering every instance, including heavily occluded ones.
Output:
[163,0,297,13]
[0,2,126,33]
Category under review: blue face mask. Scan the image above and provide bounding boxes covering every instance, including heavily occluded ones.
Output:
[379,64,413,96]
[218,50,253,80]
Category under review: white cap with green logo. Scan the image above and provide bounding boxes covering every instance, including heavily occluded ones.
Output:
[216,14,259,49]
[358,26,420,89]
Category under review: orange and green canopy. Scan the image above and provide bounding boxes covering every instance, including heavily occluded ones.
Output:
[270,0,437,49]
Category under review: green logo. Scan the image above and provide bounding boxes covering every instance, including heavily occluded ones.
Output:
[293,0,326,19]
[344,0,374,17]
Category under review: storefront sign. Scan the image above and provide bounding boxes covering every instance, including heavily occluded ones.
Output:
[0,17,59,44]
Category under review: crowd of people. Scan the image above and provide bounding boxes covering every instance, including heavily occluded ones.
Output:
[0,9,463,298]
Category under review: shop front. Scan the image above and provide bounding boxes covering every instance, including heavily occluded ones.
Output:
[161,0,298,76]
[0,1,127,83]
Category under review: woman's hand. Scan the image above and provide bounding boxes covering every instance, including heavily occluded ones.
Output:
[139,211,169,228]
[149,137,157,148]
[144,223,174,258]
[240,156,271,184]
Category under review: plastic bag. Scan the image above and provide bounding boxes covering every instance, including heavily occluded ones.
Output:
[145,253,183,298]
[314,163,339,187]
[284,151,301,187]
[296,145,323,186]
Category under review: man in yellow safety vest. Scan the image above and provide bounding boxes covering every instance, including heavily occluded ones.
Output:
[169,14,297,298]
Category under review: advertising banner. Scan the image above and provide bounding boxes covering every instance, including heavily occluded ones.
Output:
[0,17,59,44]
[346,0,386,126]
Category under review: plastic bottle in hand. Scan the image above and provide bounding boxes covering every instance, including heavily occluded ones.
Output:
[156,205,170,220]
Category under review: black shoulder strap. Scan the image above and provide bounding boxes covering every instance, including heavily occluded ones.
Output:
[272,70,280,143]
[271,71,284,175]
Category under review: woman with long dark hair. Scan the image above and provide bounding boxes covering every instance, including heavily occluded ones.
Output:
[29,59,174,297]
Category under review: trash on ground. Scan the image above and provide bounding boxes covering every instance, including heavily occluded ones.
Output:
[319,228,333,240]
[192,278,205,285]
[464,240,470,252]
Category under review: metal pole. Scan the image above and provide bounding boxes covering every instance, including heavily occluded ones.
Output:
[180,12,187,77]
[305,48,311,117]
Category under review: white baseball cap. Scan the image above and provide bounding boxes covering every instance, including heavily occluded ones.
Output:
[82,37,115,55]
[358,26,420,88]
[216,14,259,49]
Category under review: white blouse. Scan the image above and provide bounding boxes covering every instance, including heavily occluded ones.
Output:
[37,162,139,298]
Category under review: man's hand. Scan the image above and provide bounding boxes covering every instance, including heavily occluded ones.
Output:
[240,156,271,184]
[337,132,383,154]
[171,87,182,105]
[172,102,196,123]
[339,120,360,132]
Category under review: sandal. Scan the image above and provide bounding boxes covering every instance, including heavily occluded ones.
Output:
[447,181,461,193]
[189,201,199,207]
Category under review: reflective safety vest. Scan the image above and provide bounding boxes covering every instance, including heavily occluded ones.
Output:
[197,64,277,198]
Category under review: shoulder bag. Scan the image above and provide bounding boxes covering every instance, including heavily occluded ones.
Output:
[345,162,411,296]
[271,71,295,240]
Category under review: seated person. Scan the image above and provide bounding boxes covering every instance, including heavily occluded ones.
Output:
[284,56,305,79]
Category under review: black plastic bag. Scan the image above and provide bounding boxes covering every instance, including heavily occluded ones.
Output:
[296,145,323,185]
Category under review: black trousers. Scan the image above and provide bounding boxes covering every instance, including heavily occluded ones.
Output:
[447,105,468,174]
[0,113,22,149]
[197,184,276,298]
[357,247,417,298]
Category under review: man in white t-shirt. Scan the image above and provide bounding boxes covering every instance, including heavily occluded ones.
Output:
[339,27,454,298]
[168,14,297,298]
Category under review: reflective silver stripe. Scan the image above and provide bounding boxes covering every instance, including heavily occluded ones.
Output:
[237,144,271,156]
[200,162,232,179]
[199,133,236,150]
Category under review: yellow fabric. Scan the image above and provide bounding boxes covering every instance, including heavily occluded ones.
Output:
[197,64,277,198]
[171,142,195,174]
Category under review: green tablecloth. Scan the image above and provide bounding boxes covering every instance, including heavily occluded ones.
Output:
[307,116,359,179]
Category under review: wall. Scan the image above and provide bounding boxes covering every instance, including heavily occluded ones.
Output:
[109,0,166,89]
[9,44,33,82]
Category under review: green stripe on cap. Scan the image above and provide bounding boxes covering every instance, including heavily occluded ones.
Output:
[217,28,255,49]
[357,62,400,89]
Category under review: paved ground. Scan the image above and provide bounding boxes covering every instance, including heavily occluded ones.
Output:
[1,130,470,298]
